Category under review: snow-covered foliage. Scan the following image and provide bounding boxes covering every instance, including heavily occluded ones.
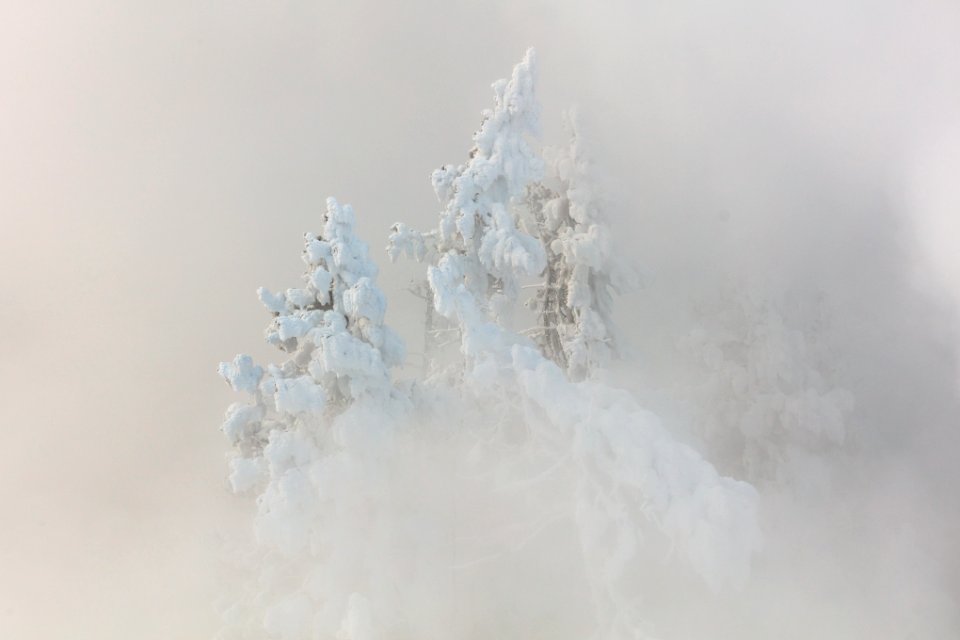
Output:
[219,50,763,640]
[526,114,638,379]
[678,284,855,490]
[386,48,553,375]
[388,48,546,328]
[217,198,414,639]
[263,197,404,402]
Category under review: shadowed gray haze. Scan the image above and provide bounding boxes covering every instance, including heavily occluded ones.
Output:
[2,1,958,638]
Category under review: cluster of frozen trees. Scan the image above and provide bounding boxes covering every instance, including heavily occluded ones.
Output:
[676,284,854,492]
[218,50,765,640]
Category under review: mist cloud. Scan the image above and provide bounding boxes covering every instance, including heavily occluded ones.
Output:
[2,1,958,637]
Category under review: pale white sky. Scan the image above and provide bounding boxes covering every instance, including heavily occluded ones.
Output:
[2,1,958,637]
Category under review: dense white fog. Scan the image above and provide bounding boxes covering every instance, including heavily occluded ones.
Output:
[2,1,958,638]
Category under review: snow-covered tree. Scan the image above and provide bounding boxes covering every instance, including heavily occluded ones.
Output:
[388,48,546,344]
[388,53,635,379]
[678,284,855,491]
[217,197,409,639]
[525,113,637,380]
[220,198,404,458]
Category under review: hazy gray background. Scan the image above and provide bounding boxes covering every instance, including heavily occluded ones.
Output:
[2,1,958,638]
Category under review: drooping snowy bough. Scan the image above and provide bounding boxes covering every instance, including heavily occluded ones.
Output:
[220,49,761,640]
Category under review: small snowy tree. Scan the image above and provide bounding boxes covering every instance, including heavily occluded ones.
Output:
[218,197,407,639]
[222,197,403,421]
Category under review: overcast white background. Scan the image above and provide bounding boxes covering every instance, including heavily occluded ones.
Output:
[2,1,959,638]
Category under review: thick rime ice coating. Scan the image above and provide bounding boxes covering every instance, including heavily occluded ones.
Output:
[272,374,326,416]
[218,50,761,640]
[217,195,405,488]
[385,222,428,263]
[219,354,264,395]
[222,403,265,446]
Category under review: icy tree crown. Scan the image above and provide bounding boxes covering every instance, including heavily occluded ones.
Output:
[388,50,635,380]
[217,197,404,492]
[390,48,546,326]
